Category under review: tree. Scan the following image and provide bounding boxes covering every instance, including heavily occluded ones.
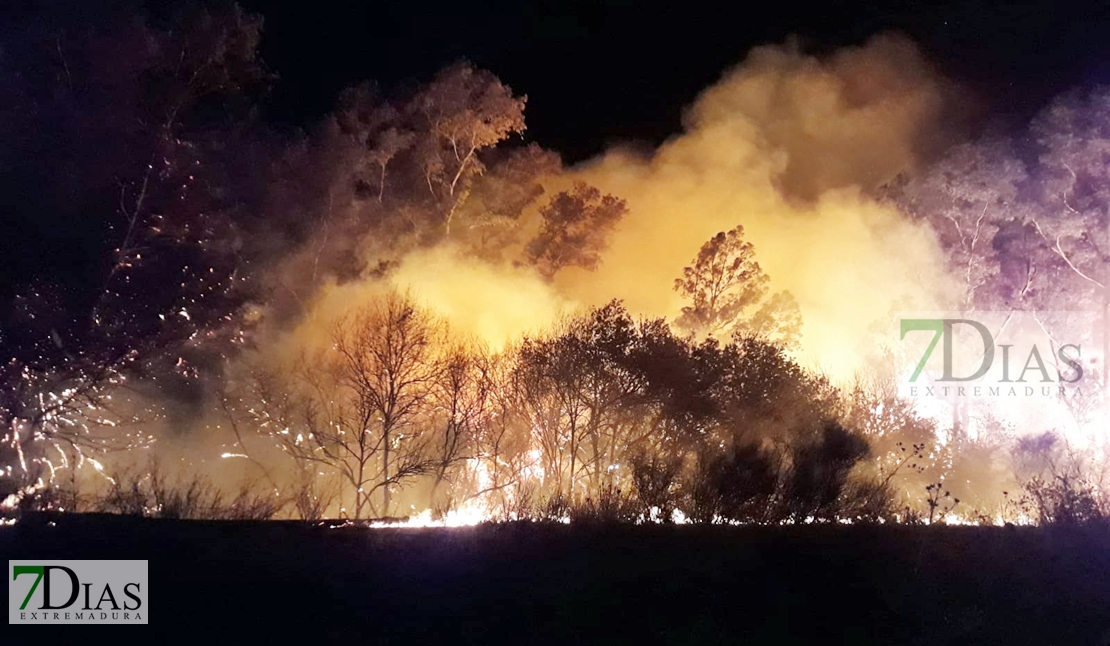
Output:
[408,61,527,235]
[674,225,801,346]
[268,62,542,303]
[426,344,494,513]
[623,318,717,461]
[708,336,835,443]
[457,144,561,261]
[524,183,627,278]
[335,83,416,203]
[514,315,602,498]
[1,3,269,507]
[881,140,1026,309]
[886,98,1110,435]
[1029,88,1110,404]
[515,302,662,499]
[844,375,938,510]
[688,442,778,524]
[467,352,536,516]
[247,292,446,519]
[783,421,871,522]
[674,226,768,336]
[1029,88,1110,301]
[732,291,803,350]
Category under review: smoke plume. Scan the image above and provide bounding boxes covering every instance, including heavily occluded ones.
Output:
[542,33,965,378]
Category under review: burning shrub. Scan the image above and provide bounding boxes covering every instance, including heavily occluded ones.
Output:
[291,470,338,521]
[538,490,573,522]
[492,481,541,522]
[837,479,897,523]
[98,472,150,517]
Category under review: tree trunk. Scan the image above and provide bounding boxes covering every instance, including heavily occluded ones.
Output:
[429,466,447,513]
[355,465,362,520]
[568,421,577,503]
[382,428,390,517]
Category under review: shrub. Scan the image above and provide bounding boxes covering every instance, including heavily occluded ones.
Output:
[782,421,870,521]
[687,443,778,524]
[94,461,284,520]
[630,451,684,522]
[1022,473,1104,526]
[567,485,639,525]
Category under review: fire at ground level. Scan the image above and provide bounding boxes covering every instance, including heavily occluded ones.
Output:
[2,515,1108,645]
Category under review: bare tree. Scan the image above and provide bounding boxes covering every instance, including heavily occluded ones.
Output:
[249,292,447,519]
[425,344,494,512]
[469,352,536,515]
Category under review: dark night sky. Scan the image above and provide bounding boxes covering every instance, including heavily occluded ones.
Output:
[4,0,1110,321]
[239,0,1110,161]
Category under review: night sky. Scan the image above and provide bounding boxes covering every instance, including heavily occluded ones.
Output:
[238,0,1110,161]
[4,0,1110,313]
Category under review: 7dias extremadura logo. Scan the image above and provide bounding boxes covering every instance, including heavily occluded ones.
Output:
[896,311,1100,399]
[9,560,147,624]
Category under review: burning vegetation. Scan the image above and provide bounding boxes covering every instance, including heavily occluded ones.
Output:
[1,4,1108,529]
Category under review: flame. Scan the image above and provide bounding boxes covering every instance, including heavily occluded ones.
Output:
[370,501,491,529]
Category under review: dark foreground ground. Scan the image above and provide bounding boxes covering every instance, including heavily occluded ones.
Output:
[2,515,1109,645]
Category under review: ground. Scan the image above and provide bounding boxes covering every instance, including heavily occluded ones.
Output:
[3,515,1109,644]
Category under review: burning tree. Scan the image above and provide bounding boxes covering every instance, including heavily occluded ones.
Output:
[464,352,536,517]
[425,344,496,514]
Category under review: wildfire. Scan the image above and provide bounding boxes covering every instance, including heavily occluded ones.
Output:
[3,14,1108,529]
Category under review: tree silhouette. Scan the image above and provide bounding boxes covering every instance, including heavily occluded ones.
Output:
[1,4,269,504]
[244,292,447,519]
[674,226,769,337]
[674,226,801,347]
[525,183,627,279]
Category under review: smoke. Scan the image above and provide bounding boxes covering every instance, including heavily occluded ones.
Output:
[547,33,965,379]
[259,244,575,360]
[121,32,975,506]
[388,245,577,349]
[180,33,972,468]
